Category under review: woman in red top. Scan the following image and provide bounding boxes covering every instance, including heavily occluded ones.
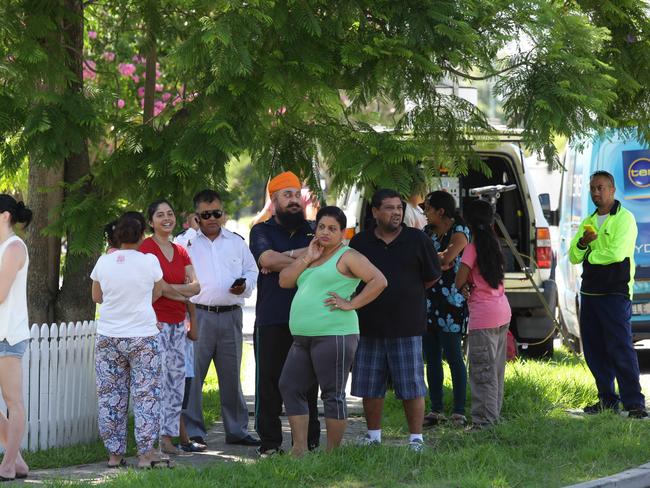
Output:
[141,200,200,454]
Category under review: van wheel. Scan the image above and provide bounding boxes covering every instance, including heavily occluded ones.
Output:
[520,335,554,360]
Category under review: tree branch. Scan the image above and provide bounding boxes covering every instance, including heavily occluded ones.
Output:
[442,59,531,81]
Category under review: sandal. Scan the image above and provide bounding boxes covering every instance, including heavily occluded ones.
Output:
[138,458,175,470]
[450,413,468,426]
[161,444,182,455]
[423,411,447,427]
[107,458,127,469]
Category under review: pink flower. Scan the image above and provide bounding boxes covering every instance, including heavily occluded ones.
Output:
[137,86,145,98]
[155,83,163,92]
[153,100,166,116]
[101,51,115,62]
[162,92,172,102]
[82,60,96,81]
[116,99,125,109]
[131,74,140,84]
[132,55,145,64]
[172,95,182,106]
[156,69,162,79]
[118,63,136,77]
[88,31,97,40]
[140,99,145,108]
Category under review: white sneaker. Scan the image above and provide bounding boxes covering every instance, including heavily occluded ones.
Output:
[407,438,424,453]
[355,434,380,446]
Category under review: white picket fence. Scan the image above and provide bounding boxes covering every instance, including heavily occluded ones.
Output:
[0,322,99,452]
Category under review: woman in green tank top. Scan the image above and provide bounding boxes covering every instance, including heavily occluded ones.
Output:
[278,206,386,457]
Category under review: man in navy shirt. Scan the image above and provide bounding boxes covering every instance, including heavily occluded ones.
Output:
[350,188,440,452]
[249,171,320,456]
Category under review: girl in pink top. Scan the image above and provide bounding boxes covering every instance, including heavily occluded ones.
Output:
[456,199,511,429]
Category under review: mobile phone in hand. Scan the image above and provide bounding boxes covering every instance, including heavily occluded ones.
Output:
[584,224,596,234]
[231,277,246,287]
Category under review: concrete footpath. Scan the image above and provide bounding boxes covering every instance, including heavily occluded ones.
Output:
[20,416,368,485]
[565,463,650,488]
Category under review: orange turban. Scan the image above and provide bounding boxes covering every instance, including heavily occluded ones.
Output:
[268,171,301,195]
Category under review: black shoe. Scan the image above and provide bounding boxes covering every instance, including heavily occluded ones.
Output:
[179,441,207,452]
[627,407,649,419]
[189,436,207,448]
[227,435,262,446]
[256,446,285,457]
[583,401,619,415]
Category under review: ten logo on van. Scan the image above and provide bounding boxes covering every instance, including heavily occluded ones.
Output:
[622,150,650,199]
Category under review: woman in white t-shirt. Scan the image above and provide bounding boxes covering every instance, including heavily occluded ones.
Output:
[91,212,169,469]
[0,194,32,481]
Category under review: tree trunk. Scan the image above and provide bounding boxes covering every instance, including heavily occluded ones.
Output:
[143,43,157,124]
[25,161,63,325]
[55,0,97,322]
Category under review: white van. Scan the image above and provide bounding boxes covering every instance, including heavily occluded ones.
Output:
[337,138,559,358]
[557,132,650,352]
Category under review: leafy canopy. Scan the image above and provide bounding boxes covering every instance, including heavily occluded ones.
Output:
[0,0,649,251]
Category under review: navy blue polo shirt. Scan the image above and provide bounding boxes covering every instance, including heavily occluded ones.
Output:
[249,218,315,327]
[349,225,441,338]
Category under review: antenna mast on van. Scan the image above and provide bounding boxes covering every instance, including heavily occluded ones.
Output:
[469,184,560,342]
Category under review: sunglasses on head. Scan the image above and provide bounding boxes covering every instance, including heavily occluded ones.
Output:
[198,210,223,220]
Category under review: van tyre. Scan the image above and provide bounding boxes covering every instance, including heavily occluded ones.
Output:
[520,334,554,360]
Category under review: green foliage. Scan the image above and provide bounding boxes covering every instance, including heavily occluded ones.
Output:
[0,157,28,197]
[1,0,650,255]
[225,153,267,218]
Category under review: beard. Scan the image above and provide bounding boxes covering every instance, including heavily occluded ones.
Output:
[276,205,306,230]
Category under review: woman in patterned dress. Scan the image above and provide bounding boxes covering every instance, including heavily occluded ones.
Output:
[421,191,470,427]
[140,200,200,455]
[91,212,169,469]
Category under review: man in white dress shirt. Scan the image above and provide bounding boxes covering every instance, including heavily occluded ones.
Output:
[183,189,260,447]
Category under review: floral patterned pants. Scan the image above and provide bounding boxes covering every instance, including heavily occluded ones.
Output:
[158,322,186,437]
[95,335,161,455]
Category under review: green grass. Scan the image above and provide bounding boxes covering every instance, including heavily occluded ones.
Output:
[48,348,650,487]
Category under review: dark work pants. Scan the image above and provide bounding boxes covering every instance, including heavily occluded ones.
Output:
[580,294,645,409]
[422,328,467,415]
[254,324,320,451]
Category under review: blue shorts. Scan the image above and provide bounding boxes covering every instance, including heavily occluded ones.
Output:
[351,336,427,400]
[0,339,28,359]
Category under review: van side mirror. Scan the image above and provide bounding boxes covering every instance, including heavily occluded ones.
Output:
[539,193,559,226]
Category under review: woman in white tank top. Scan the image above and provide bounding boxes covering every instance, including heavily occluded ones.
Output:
[0,194,32,481]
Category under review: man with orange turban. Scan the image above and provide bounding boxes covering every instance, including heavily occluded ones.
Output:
[249,171,321,456]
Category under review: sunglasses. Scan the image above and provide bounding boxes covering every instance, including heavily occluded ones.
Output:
[198,210,223,220]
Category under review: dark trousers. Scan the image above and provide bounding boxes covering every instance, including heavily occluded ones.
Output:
[580,294,645,409]
[422,328,467,415]
[254,324,320,451]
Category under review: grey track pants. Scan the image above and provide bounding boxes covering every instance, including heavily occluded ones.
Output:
[279,334,359,420]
